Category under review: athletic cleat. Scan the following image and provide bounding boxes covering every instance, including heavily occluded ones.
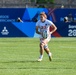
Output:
[49,56,52,61]
[38,58,42,62]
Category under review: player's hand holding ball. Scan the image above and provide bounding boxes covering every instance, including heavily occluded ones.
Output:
[42,30,48,39]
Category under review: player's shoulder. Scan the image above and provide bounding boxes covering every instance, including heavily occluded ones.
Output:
[45,19,54,25]
[46,19,52,22]
[36,20,41,26]
[36,20,41,23]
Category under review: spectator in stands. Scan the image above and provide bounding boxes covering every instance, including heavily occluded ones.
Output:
[64,13,74,22]
[68,13,74,22]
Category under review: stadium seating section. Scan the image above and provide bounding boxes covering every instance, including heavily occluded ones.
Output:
[0,0,76,8]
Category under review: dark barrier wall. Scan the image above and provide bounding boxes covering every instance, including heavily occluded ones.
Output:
[0,8,76,22]
[0,8,76,37]
[0,22,36,37]
[0,22,76,37]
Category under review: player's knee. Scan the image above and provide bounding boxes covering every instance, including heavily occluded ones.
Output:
[44,45,48,49]
[40,43,44,48]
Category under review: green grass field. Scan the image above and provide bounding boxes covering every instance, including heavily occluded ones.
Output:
[0,37,76,75]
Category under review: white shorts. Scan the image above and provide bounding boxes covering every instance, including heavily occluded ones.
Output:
[40,37,51,44]
[40,37,51,49]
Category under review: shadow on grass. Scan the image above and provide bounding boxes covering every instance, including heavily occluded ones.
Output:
[0,60,39,63]
[0,60,73,70]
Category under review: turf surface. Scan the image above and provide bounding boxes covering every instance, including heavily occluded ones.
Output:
[0,38,76,75]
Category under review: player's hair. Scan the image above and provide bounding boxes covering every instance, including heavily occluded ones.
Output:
[40,12,47,19]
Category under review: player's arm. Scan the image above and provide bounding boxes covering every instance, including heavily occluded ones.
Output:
[50,23,57,34]
[36,26,41,34]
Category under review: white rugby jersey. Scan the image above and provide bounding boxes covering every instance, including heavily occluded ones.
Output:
[36,19,54,39]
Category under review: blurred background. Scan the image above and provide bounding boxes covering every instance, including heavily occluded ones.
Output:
[0,0,76,37]
[0,0,76,8]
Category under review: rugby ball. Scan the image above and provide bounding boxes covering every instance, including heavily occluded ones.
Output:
[42,31,48,39]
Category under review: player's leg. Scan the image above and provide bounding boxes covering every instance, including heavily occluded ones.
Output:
[43,39,52,61]
[44,45,52,61]
[38,39,45,61]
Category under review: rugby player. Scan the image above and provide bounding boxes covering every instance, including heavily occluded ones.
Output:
[36,12,57,61]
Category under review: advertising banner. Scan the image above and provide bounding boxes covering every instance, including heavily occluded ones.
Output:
[0,8,76,37]
[0,22,76,37]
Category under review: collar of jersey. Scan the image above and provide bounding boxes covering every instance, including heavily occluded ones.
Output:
[41,20,46,23]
